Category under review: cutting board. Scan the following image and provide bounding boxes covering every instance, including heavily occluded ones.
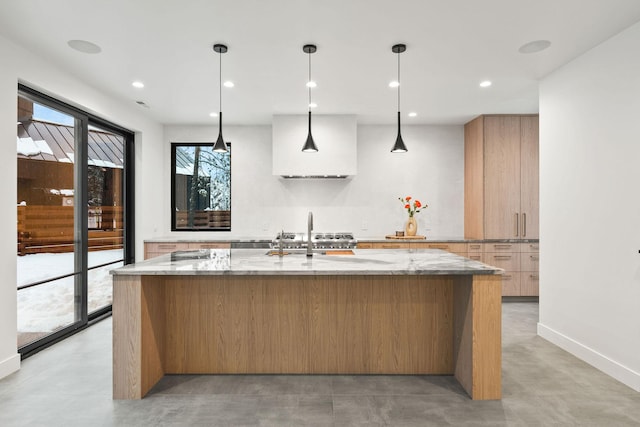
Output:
[384,235,426,240]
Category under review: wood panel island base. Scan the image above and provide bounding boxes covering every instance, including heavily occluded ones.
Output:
[111,249,502,400]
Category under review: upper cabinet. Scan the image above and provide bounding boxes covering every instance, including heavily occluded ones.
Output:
[464,115,539,239]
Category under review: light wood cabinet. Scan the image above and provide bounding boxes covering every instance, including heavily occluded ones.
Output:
[464,115,539,239]
[360,242,412,249]
[466,243,483,261]
[144,242,189,259]
[520,243,539,296]
[357,241,467,254]
[480,242,539,297]
[482,245,521,297]
[412,242,467,255]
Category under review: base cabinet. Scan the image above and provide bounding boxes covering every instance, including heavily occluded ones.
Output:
[519,243,539,296]
[482,243,520,296]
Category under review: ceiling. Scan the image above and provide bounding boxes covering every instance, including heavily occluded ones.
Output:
[2,0,640,126]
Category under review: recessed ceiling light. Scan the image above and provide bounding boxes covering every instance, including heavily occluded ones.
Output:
[518,40,551,54]
[306,81,317,88]
[479,80,492,88]
[309,102,318,108]
[209,112,218,117]
[132,81,145,89]
[223,81,234,88]
[408,112,417,117]
[67,39,102,54]
[389,81,400,88]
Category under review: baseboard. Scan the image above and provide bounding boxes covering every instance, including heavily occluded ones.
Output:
[0,353,20,380]
[538,322,640,392]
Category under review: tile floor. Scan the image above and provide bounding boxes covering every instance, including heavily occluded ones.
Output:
[0,302,639,426]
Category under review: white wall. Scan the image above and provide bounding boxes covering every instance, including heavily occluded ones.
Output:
[0,34,163,379]
[163,123,464,239]
[538,22,640,391]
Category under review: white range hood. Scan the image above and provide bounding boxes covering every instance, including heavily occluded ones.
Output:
[272,114,357,178]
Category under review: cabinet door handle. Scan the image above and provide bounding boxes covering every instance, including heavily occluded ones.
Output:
[515,213,519,237]
[494,244,512,250]
[530,255,539,261]
[530,274,539,280]
[522,213,527,237]
[494,255,512,260]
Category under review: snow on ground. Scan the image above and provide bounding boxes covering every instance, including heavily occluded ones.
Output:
[17,250,122,334]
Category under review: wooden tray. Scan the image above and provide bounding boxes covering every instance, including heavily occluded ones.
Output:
[384,235,426,240]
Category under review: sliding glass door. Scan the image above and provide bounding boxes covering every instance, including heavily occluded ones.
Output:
[17,87,134,356]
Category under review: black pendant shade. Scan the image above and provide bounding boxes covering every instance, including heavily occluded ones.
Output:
[302,44,318,152]
[391,111,408,153]
[391,43,408,153]
[213,43,228,153]
[213,111,227,152]
[302,111,318,152]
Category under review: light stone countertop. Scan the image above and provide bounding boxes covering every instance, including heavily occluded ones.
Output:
[144,236,538,244]
[111,248,503,276]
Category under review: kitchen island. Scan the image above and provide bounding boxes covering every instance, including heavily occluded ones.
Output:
[111,248,503,400]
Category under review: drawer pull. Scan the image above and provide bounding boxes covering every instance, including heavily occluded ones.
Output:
[469,244,481,249]
[530,244,539,250]
[493,255,512,260]
[530,274,539,280]
[494,244,512,250]
[503,275,513,280]
[429,245,448,250]
[470,256,482,260]
[158,244,177,249]
[530,255,539,261]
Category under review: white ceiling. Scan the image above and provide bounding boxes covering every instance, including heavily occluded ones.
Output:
[2,0,640,126]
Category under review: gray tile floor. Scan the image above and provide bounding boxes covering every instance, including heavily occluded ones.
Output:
[1,302,639,426]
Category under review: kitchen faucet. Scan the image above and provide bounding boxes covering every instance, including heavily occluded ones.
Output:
[307,211,313,257]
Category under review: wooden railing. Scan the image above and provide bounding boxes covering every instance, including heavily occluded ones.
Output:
[17,205,123,255]
[175,210,231,229]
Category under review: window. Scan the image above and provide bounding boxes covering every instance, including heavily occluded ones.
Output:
[171,143,231,231]
[17,85,134,357]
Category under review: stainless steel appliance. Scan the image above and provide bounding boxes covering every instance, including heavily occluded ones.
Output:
[272,231,357,250]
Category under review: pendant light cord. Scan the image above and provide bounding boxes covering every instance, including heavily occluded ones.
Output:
[219,51,222,113]
[397,50,401,112]
[308,51,312,112]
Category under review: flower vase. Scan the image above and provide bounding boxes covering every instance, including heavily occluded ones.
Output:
[405,216,417,237]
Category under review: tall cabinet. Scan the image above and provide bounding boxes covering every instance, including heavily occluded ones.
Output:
[464,115,539,239]
[464,115,539,296]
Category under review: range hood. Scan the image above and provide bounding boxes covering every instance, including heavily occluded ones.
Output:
[272,114,357,178]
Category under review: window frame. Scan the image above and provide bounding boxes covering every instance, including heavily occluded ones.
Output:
[170,142,232,232]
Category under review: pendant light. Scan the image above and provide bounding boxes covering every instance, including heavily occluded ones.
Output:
[391,43,408,153]
[302,44,318,152]
[213,43,228,153]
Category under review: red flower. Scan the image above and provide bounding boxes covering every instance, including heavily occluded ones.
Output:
[404,204,410,209]
[415,200,422,208]
[405,196,412,201]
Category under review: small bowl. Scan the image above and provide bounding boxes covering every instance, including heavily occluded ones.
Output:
[395,231,405,237]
